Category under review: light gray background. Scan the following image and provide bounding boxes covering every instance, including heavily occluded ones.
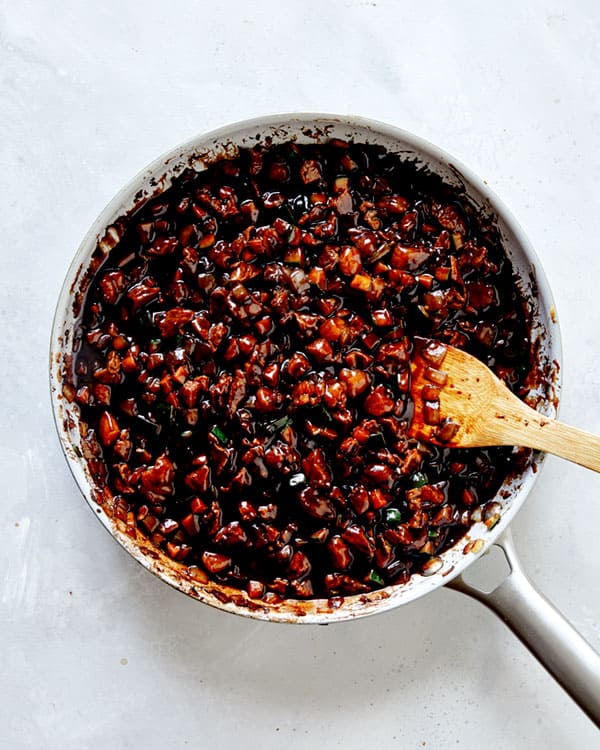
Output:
[1,1,599,748]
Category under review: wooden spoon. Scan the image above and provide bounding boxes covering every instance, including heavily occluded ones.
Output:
[408,339,600,472]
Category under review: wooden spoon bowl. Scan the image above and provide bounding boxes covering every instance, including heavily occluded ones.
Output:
[409,339,600,473]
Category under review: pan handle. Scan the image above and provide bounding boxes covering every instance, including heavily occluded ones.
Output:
[447,528,600,727]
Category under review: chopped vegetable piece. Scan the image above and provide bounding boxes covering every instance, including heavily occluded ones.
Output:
[369,570,385,585]
[211,426,228,445]
[271,416,291,432]
[385,508,403,525]
[289,472,306,487]
[411,472,429,488]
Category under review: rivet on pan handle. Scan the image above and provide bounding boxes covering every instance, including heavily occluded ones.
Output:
[448,528,600,728]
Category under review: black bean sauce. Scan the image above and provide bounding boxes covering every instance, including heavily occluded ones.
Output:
[72,140,532,599]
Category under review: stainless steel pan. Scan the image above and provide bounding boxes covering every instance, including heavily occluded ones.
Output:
[49,114,600,725]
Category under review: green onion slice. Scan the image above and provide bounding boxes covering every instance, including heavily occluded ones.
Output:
[210,425,228,445]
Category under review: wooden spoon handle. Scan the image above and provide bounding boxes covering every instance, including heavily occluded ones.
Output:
[496,398,600,472]
[522,419,600,473]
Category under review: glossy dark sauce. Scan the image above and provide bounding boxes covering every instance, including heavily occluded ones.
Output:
[71,140,532,599]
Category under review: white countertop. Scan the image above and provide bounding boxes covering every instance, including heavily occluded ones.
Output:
[2,1,600,747]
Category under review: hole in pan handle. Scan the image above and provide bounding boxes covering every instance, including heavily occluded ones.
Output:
[447,528,600,728]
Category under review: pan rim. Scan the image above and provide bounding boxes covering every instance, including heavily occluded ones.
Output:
[49,113,562,623]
